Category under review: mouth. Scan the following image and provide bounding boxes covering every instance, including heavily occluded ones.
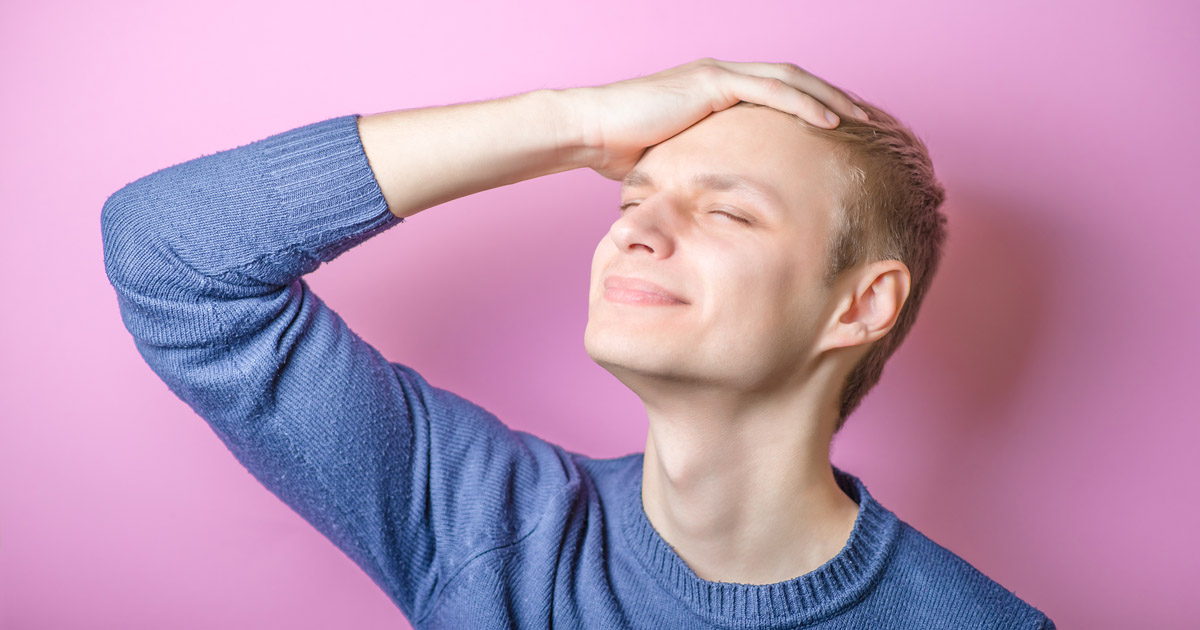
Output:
[603,275,689,305]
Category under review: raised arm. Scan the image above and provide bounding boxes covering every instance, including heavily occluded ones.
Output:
[100,57,864,621]
[357,57,868,219]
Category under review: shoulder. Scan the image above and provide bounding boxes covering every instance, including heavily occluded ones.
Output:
[570,450,643,492]
[875,517,1054,628]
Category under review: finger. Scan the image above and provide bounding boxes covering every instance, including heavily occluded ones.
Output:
[703,59,869,123]
[709,69,847,129]
[741,60,868,122]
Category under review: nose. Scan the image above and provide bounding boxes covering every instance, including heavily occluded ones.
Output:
[609,198,677,258]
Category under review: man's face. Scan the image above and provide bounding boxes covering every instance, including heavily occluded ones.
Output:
[585,105,843,393]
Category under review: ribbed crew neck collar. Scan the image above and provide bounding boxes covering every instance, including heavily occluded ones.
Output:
[618,459,900,627]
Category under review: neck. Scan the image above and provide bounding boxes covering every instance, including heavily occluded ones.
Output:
[637,373,860,585]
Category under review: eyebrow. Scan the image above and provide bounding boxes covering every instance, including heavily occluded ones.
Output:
[620,169,783,212]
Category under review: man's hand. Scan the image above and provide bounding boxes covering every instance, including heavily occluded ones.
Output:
[357,58,866,219]
[561,57,869,181]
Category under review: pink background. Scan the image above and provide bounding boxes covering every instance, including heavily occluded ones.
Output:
[2,1,1197,628]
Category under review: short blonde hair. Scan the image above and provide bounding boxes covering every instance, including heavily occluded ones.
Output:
[737,98,949,434]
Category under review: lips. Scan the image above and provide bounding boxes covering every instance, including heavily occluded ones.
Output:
[603,275,689,304]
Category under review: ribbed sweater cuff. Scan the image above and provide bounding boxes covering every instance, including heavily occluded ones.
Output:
[253,113,403,266]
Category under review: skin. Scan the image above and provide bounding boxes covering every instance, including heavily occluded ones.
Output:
[358,57,904,585]
[584,104,911,584]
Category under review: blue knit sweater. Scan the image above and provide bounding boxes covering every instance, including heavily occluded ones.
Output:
[100,113,1055,629]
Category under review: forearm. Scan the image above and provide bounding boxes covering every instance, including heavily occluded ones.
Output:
[357,88,592,219]
[102,114,401,350]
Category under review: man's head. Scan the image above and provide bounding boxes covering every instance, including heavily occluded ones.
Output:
[584,98,946,435]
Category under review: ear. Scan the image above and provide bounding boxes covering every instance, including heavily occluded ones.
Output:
[817,261,912,354]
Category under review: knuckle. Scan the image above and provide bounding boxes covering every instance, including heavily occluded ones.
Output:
[694,63,724,82]
[762,76,788,95]
[776,61,808,76]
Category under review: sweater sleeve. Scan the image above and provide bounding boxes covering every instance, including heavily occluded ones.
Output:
[100,115,568,620]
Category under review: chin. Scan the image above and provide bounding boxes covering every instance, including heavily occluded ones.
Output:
[584,322,679,378]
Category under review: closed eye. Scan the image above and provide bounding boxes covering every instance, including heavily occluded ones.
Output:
[711,209,751,224]
[618,202,752,225]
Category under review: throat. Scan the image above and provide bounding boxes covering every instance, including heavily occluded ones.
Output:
[641,426,859,584]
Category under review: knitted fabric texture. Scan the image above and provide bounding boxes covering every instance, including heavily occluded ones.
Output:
[100,114,1055,629]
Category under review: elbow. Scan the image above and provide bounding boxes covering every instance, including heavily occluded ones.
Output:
[100,181,151,293]
[100,177,182,298]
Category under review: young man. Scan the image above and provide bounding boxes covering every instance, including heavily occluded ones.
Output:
[102,58,1054,628]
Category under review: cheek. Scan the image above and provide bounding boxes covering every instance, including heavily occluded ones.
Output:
[699,257,776,321]
[589,240,616,294]
[725,257,801,323]
[730,251,791,295]
[591,237,612,267]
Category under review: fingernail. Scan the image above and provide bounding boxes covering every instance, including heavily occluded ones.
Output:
[825,110,839,126]
[854,106,869,121]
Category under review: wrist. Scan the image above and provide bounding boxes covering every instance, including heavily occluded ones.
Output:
[538,87,602,172]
